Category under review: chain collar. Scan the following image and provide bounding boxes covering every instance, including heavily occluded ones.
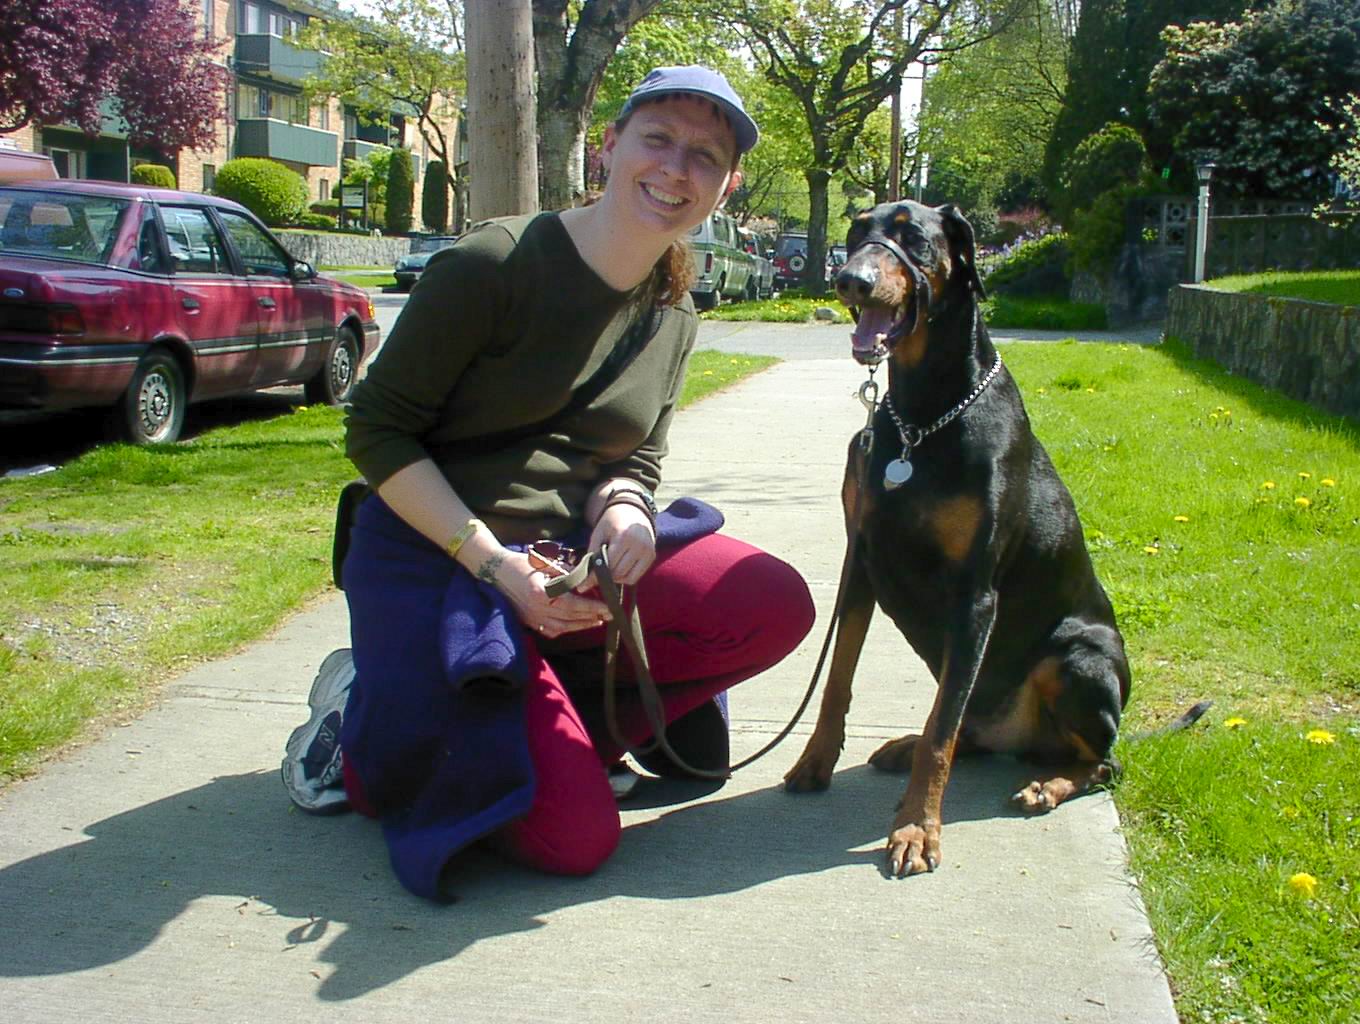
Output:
[883,355,1003,456]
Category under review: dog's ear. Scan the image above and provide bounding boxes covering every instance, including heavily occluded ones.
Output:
[939,204,987,300]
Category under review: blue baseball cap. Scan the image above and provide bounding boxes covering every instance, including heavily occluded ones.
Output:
[617,65,760,155]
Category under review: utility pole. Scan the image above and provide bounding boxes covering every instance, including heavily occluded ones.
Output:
[888,8,903,202]
[466,0,539,220]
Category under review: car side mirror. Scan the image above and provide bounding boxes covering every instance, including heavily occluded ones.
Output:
[290,260,315,282]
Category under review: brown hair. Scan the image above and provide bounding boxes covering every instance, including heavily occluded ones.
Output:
[612,94,741,307]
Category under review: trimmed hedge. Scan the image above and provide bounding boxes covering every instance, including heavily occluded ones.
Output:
[983,233,1072,297]
[131,163,176,188]
[296,212,338,229]
[422,159,449,232]
[385,148,414,234]
[213,158,308,227]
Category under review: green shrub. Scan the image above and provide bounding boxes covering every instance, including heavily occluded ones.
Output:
[422,159,449,232]
[296,212,337,230]
[213,158,308,227]
[1068,182,1153,275]
[984,233,1072,297]
[385,148,414,234]
[131,164,176,189]
[1059,123,1149,226]
[310,199,340,216]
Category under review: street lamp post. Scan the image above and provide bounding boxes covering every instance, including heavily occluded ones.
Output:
[1194,161,1215,283]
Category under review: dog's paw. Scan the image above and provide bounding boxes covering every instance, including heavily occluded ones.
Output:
[783,750,835,792]
[1011,780,1058,814]
[886,822,941,877]
[868,734,919,773]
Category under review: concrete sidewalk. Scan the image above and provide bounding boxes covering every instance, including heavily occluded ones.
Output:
[0,356,1177,1022]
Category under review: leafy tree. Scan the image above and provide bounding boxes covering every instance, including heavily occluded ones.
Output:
[1042,0,1247,197]
[708,0,1026,291]
[301,1,464,218]
[533,0,680,210]
[1148,0,1360,200]
[423,159,450,231]
[917,0,1068,215]
[1325,94,1360,209]
[342,147,393,207]
[0,0,227,151]
[386,148,415,233]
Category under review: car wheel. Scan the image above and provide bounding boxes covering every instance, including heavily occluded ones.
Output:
[111,349,186,445]
[306,325,360,405]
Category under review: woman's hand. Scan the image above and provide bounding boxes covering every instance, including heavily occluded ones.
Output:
[484,549,612,639]
[587,501,657,586]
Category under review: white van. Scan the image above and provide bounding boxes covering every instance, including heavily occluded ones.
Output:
[687,209,758,309]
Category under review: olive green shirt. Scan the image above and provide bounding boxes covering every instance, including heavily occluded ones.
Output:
[344,212,697,543]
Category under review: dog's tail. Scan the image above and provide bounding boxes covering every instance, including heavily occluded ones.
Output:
[1123,700,1214,742]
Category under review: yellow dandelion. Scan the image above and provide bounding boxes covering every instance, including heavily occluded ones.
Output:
[1287,873,1318,898]
[702,370,714,376]
[1223,716,1247,729]
[1261,481,1276,490]
[1037,387,1047,395]
[1321,478,1336,487]
[1143,546,1160,555]
[729,358,739,364]
[1295,497,1312,508]
[1085,387,1096,393]
[1282,805,1300,820]
[1173,515,1190,523]
[1305,729,1336,745]
[1298,472,1312,480]
[1209,412,1219,421]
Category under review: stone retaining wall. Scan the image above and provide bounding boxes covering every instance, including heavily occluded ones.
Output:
[1166,284,1359,420]
[275,231,413,267]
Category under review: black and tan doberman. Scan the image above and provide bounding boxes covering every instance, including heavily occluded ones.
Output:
[784,200,1131,877]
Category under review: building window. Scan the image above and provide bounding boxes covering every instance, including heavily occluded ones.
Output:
[317,102,330,132]
[203,0,213,37]
[238,1,264,34]
[203,164,217,192]
[319,179,330,201]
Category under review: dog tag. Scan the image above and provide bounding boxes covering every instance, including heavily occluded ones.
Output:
[884,458,913,490]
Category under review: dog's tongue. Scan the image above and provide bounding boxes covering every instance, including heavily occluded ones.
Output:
[850,307,895,359]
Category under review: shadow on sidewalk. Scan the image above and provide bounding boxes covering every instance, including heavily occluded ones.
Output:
[0,756,1032,1000]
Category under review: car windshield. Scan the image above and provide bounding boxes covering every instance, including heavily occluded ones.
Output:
[0,189,130,265]
[775,236,807,258]
[410,236,457,254]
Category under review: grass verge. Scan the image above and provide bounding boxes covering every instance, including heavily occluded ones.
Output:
[1006,338,1358,1023]
[701,292,851,323]
[327,271,397,290]
[0,350,775,782]
[981,294,1107,330]
[1202,269,1360,306]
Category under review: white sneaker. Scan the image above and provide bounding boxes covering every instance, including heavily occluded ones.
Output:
[280,649,355,814]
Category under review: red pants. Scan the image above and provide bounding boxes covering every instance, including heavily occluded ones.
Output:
[345,532,814,875]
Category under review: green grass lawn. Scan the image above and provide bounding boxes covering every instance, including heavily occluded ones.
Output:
[326,271,397,290]
[1204,269,1360,306]
[701,292,851,323]
[1006,339,1358,1024]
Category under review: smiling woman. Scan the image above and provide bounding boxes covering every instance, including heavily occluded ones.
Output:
[280,66,817,902]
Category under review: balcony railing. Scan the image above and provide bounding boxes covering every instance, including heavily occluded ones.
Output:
[236,118,338,167]
[234,34,325,83]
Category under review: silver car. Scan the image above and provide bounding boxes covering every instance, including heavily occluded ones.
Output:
[394,234,459,291]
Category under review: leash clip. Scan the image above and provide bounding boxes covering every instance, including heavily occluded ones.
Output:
[857,374,879,450]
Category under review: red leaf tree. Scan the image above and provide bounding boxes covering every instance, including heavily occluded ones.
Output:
[0,0,227,152]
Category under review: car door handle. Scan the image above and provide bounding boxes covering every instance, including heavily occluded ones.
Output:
[181,297,200,311]
[258,297,276,309]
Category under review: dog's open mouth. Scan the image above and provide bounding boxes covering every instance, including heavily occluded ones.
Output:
[849,300,912,366]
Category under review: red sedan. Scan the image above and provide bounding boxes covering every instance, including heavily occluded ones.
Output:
[0,180,380,444]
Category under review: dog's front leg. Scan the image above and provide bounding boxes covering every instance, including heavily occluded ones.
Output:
[887,590,997,876]
[784,545,875,791]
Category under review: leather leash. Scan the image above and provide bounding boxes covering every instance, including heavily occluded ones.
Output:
[541,370,880,780]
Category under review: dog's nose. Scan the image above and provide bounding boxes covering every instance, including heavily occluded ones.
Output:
[836,265,875,305]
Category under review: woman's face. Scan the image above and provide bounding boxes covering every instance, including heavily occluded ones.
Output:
[601,95,743,239]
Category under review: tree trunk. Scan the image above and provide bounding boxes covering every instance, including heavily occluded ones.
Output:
[532,0,667,211]
[466,0,539,220]
[804,168,831,295]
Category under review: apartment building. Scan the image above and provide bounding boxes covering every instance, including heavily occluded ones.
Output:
[5,0,460,219]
